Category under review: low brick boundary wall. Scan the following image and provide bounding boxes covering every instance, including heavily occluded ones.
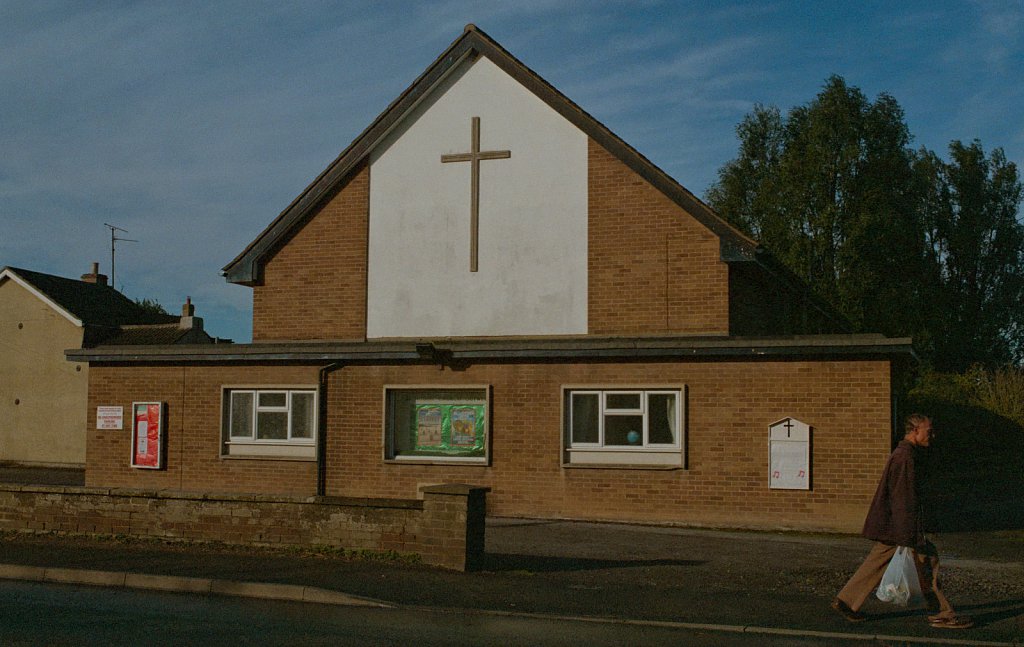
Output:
[0,483,489,571]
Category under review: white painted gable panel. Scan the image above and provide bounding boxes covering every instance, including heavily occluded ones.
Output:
[367,56,588,338]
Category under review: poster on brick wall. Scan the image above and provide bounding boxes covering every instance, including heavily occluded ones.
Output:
[96,406,123,430]
[769,417,811,490]
[131,402,164,469]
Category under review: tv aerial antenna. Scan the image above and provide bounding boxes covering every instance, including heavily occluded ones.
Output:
[103,223,137,290]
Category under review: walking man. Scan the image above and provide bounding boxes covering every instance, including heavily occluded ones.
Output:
[831,414,973,629]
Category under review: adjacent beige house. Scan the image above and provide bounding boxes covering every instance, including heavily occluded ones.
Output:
[0,264,213,466]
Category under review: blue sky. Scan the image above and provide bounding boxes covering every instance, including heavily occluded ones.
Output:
[2,1,1021,343]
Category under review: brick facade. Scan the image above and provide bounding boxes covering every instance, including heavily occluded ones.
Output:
[588,139,730,336]
[84,358,892,533]
[252,163,369,342]
[327,359,891,532]
[86,364,319,493]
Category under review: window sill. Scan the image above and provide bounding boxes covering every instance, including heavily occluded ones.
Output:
[220,454,316,462]
[384,457,489,466]
[562,462,683,471]
[223,442,315,460]
[565,449,682,467]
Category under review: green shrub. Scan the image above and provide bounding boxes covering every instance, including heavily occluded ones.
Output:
[971,367,1024,428]
[912,366,1024,428]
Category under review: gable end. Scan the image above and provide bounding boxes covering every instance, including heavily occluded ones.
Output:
[222,25,758,286]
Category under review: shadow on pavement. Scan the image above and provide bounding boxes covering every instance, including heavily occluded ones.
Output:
[481,553,705,573]
[869,598,1024,630]
[957,599,1024,629]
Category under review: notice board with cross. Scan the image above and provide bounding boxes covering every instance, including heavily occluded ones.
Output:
[769,417,811,490]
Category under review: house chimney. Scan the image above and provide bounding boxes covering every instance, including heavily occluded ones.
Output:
[81,262,108,286]
[179,296,203,331]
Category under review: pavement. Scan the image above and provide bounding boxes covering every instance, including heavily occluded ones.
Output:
[1,467,1023,645]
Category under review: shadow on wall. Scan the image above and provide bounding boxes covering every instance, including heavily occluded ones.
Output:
[909,399,1024,532]
[479,553,706,573]
[0,465,85,486]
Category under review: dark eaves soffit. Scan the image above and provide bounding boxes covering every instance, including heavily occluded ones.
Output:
[221,24,759,286]
[66,334,915,364]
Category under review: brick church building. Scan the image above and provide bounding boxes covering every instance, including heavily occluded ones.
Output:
[70,25,912,532]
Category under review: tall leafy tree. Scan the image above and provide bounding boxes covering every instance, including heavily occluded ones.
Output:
[709,77,1024,369]
[707,76,924,338]
[915,141,1024,370]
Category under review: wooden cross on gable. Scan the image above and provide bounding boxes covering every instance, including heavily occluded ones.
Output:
[441,117,511,272]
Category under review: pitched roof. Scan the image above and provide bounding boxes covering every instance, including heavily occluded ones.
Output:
[0,266,177,328]
[222,24,759,286]
[95,323,214,346]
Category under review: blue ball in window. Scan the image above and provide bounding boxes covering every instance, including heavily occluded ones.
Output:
[626,430,640,445]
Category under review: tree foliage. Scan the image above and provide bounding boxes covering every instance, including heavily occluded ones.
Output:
[914,141,1024,369]
[707,76,1024,370]
[134,297,169,316]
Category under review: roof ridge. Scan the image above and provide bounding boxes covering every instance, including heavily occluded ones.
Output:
[2,265,177,327]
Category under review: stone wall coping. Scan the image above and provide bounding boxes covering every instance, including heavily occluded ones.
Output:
[0,484,422,510]
[419,483,492,496]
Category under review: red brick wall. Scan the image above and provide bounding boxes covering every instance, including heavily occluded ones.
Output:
[588,139,730,335]
[324,358,890,532]
[252,164,369,341]
[86,365,319,494]
[86,358,890,532]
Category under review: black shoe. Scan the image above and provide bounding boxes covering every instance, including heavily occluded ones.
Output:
[831,598,867,623]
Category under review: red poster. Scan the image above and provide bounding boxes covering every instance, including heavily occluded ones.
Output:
[131,402,163,469]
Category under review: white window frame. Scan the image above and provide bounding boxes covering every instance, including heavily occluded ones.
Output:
[383,385,490,465]
[563,386,685,467]
[222,387,317,460]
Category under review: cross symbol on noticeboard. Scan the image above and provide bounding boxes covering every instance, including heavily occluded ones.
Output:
[441,116,511,272]
[783,419,795,438]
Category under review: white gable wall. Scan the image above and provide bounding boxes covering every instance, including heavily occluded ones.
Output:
[367,56,588,338]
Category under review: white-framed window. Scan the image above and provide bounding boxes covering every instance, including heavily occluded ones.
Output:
[563,387,684,467]
[383,386,489,464]
[221,387,317,459]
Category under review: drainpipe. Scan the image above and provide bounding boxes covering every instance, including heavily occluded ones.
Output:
[317,362,344,497]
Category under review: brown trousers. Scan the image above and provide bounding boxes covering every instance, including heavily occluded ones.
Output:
[836,541,955,616]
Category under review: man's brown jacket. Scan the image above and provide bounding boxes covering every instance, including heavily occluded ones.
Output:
[862,440,924,546]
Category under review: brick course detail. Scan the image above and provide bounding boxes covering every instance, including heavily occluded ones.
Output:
[252,163,369,342]
[0,483,489,571]
[588,139,729,335]
[86,358,892,533]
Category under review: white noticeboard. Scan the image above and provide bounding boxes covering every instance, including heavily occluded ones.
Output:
[769,418,811,490]
[96,406,124,430]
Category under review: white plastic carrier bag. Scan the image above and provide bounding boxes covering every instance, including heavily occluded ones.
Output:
[876,546,923,606]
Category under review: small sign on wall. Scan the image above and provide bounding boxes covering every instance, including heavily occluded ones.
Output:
[131,402,165,469]
[769,418,811,490]
[96,406,124,430]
